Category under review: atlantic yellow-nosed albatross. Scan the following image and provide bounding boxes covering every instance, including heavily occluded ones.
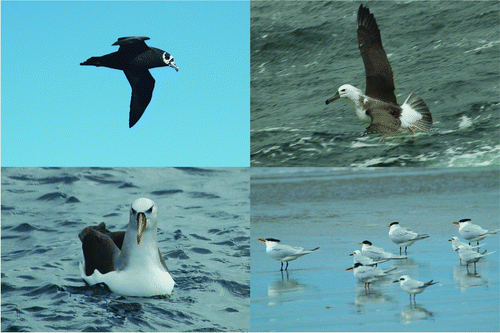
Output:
[79,198,175,296]
[325,4,433,142]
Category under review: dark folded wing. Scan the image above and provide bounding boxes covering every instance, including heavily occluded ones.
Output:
[79,224,121,276]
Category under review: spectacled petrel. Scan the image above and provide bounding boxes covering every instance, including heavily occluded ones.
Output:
[325,5,432,141]
[81,37,179,128]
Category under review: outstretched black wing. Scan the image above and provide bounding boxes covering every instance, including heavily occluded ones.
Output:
[123,68,155,128]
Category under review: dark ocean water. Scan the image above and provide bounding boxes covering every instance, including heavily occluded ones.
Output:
[1,168,250,331]
[251,1,500,167]
[251,167,500,331]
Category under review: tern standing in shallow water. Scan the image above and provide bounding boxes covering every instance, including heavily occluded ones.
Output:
[325,4,432,141]
[388,222,429,254]
[346,262,397,293]
[350,250,388,267]
[455,246,496,273]
[257,238,319,271]
[358,240,407,261]
[448,237,485,263]
[393,275,438,303]
[451,219,499,246]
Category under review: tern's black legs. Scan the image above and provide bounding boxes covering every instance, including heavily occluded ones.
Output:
[280,262,289,271]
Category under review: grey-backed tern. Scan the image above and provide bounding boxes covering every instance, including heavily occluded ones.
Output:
[350,250,388,267]
[393,275,438,302]
[346,262,397,292]
[257,238,319,271]
[358,240,407,261]
[455,245,496,273]
[451,219,499,246]
[388,222,429,254]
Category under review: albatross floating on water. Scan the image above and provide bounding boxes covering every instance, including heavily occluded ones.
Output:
[79,198,175,296]
[81,37,179,128]
[325,4,433,141]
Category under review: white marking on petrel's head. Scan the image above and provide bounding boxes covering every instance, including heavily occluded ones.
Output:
[162,52,179,71]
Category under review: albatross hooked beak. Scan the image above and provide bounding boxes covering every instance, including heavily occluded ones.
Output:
[325,91,340,105]
[137,213,147,245]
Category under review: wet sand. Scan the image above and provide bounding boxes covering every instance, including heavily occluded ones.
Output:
[251,168,499,331]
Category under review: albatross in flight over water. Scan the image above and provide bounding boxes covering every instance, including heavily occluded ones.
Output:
[325,4,433,141]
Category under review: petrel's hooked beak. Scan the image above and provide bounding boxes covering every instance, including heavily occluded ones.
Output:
[325,91,340,105]
[169,61,179,72]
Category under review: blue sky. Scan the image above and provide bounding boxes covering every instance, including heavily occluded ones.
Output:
[1,1,249,167]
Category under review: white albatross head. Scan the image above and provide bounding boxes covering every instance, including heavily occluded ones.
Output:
[326,84,364,104]
[130,197,158,245]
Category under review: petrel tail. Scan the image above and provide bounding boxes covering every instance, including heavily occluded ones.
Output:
[80,57,103,67]
[401,92,433,132]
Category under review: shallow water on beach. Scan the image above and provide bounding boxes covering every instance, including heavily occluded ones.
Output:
[251,167,499,331]
[1,167,250,331]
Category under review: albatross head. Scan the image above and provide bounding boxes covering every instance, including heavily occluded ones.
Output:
[130,198,158,245]
[325,84,363,104]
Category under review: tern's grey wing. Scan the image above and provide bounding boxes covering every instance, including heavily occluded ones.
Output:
[357,4,397,105]
[408,279,425,289]
[269,244,317,261]
[363,247,385,259]
[461,224,488,237]
[395,227,417,238]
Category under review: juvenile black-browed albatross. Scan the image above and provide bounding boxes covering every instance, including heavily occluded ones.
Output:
[81,36,179,128]
[325,4,433,141]
[78,198,175,296]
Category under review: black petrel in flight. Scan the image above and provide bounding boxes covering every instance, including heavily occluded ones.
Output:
[81,36,179,128]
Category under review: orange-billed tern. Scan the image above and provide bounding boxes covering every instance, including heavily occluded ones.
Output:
[451,219,499,246]
[257,238,319,271]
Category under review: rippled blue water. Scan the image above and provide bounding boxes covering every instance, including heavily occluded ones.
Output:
[1,167,250,331]
[251,1,500,167]
[251,167,499,331]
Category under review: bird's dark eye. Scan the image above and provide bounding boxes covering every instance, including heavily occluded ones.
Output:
[146,206,153,214]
